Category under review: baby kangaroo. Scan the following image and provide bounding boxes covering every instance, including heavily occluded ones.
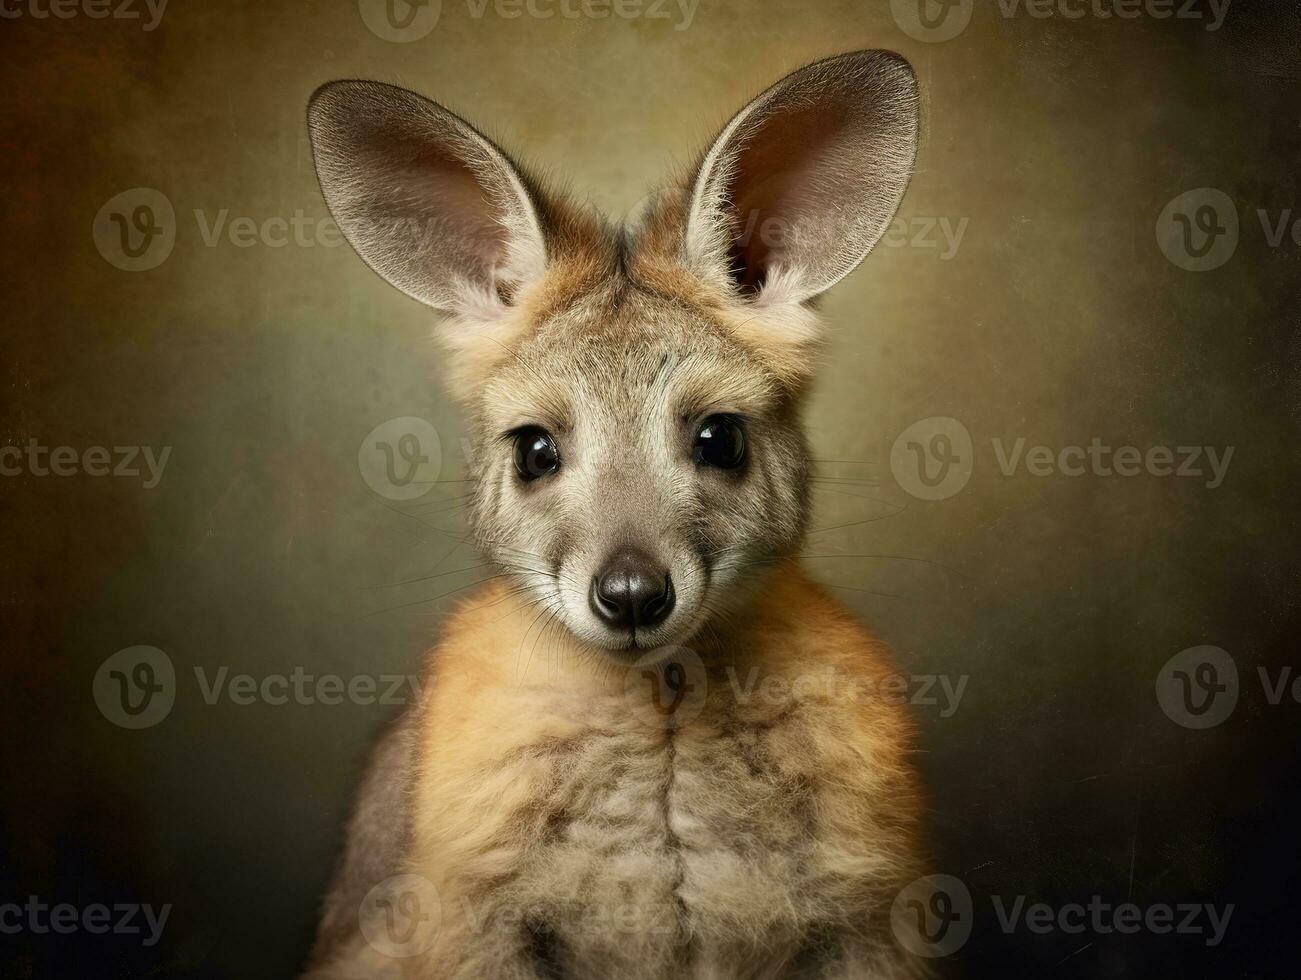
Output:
[304,50,927,979]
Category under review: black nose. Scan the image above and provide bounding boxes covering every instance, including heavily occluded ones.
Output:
[589,550,675,631]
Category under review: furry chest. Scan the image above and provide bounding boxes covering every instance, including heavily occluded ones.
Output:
[441,698,838,976]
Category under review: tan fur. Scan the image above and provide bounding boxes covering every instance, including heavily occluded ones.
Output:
[303,50,927,979]
[308,566,927,979]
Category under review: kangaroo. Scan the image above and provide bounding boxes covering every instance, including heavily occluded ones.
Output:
[303,50,928,979]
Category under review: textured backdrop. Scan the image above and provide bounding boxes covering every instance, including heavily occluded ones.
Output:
[2,0,1299,976]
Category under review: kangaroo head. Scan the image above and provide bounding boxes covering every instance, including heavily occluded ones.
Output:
[308,51,918,653]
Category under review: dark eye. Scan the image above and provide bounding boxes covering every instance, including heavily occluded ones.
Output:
[513,427,560,481]
[693,415,746,469]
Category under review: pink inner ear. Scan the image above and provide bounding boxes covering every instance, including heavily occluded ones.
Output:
[728,104,852,288]
[361,127,510,280]
[409,147,509,274]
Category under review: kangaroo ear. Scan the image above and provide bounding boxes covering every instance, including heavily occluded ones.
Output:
[685,50,919,305]
[307,80,548,315]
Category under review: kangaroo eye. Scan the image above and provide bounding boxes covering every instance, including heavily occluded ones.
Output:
[693,415,746,469]
[513,427,560,481]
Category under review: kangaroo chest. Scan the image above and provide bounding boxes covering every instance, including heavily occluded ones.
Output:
[443,675,841,977]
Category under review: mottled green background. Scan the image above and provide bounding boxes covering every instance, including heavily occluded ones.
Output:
[2,0,1299,976]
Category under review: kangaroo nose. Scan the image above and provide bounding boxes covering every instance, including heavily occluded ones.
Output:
[589,550,675,631]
